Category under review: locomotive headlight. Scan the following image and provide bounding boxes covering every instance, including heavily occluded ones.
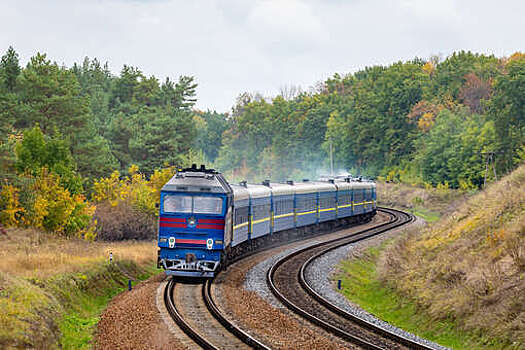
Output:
[206,238,213,250]
[168,237,176,248]
[188,217,196,227]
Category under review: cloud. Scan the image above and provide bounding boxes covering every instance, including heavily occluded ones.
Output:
[0,0,523,112]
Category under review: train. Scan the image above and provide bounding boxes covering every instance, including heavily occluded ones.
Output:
[157,164,377,277]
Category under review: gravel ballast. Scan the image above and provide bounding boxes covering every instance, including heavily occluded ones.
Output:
[95,273,186,350]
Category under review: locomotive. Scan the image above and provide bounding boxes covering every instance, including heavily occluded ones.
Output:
[157,164,376,277]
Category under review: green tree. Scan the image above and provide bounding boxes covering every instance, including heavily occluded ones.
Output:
[15,125,83,193]
[193,110,228,162]
[416,109,496,188]
[0,46,21,92]
[488,55,525,172]
[127,106,196,174]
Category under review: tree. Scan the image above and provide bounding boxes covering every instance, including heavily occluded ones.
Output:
[15,125,83,193]
[416,109,496,188]
[193,110,228,162]
[127,106,195,174]
[459,73,492,114]
[488,55,525,172]
[0,46,21,92]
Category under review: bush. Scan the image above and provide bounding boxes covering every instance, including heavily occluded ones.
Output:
[93,201,156,241]
[90,165,174,241]
[0,170,94,237]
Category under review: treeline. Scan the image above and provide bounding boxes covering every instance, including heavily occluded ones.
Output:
[0,47,523,238]
[216,51,524,189]
[0,47,227,238]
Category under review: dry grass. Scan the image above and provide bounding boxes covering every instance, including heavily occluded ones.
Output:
[376,181,468,217]
[0,228,157,278]
[379,164,525,348]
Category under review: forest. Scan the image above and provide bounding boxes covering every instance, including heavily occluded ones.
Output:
[0,47,523,239]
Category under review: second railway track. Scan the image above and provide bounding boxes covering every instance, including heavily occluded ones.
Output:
[267,207,435,350]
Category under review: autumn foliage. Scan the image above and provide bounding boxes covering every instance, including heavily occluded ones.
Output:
[0,125,175,240]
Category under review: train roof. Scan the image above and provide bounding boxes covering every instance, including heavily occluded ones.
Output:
[290,180,335,194]
[332,180,352,191]
[230,184,249,202]
[161,165,231,194]
[351,181,375,189]
[245,183,272,199]
[267,182,294,196]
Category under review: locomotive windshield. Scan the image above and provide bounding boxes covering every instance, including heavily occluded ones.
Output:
[163,194,223,215]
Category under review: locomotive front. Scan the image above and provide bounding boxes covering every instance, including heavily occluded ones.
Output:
[157,165,232,277]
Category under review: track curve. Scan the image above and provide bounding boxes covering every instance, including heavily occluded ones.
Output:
[267,208,434,350]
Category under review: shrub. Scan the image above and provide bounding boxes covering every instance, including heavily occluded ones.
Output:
[93,201,156,241]
[91,165,174,241]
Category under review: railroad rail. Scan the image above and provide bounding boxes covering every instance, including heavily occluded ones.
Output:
[163,278,270,350]
[267,208,435,350]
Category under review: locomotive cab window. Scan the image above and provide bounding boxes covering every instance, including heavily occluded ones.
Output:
[163,195,192,213]
[194,196,223,214]
[163,194,223,215]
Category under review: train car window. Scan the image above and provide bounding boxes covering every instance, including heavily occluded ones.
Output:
[275,198,293,215]
[235,206,249,225]
[297,196,315,212]
[254,203,270,220]
[194,196,223,214]
[163,195,192,213]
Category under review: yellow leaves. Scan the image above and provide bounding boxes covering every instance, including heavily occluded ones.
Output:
[1,169,94,237]
[417,112,435,132]
[92,165,173,216]
[507,52,525,64]
[0,185,24,227]
[92,170,121,204]
[128,164,139,175]
[487,228,506,248]
[407,100,439,133]
[458,179,476,191]
[422,61,435,76]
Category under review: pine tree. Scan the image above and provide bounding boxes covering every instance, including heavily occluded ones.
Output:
[0,46,21,92]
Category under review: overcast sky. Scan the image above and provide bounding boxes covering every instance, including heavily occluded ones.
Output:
[1,0,523,112]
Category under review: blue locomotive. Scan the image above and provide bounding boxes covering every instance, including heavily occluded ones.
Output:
[157,164,376,277]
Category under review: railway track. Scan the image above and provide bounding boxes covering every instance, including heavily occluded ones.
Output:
[267,207,435,350]
[163,277,270,350]
[163,208,432,349]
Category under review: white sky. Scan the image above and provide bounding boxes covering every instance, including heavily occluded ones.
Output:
[1,0,523,112]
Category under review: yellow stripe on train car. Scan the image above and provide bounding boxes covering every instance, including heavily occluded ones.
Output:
[252,217,270,225]
[296,210,317,216]
[233,222,249,230]
[274,212,294,219]
[319,207,336,212]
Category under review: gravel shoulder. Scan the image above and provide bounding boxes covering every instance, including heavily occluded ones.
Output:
[95,273,186,350]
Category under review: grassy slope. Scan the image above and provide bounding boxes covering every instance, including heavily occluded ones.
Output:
[337,244,503,349]
[0,230,158,349]
[337,165,525,349]
[377,164,525,348]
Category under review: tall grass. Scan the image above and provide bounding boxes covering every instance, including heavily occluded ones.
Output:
[378,164,525,348]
